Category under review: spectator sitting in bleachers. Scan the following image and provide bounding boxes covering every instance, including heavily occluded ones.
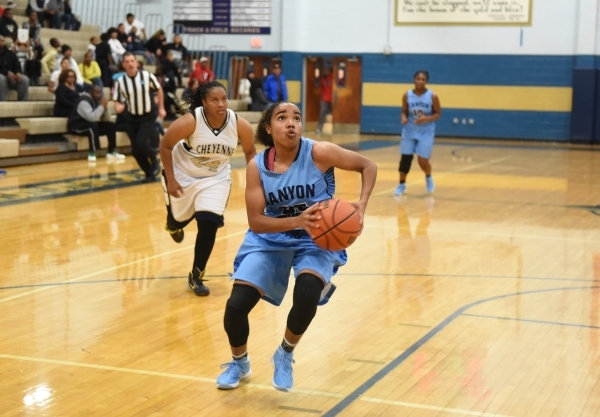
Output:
[79,51,102,90]
[107,27,125,65]
[190,56,214,84]
[0,35,29,101]
[10,37,40,86]
[161,50,181,89]
[145,29,166,64]
[63,0,79,31]
[48,56,69,92]
[22,11,44,59]
[0,6,17,44]
[87,36,98,59]
[68,85,123,162]
[0,1,12,17]
[44,0,65,29]
[54,44,83,87]
[123,13,146,40]
[116,23,128,46]
[26,0,46,17]
[95,32,112,88]
[40,37,60,74]
[126,26,145,55]
[53,68,80,116]
[165,34,188,74]
[181,77,199,103]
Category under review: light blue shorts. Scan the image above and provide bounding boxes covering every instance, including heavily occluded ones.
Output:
[400,136,434,159]
[232,230,347,306]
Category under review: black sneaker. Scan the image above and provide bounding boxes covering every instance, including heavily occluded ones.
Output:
[165,224,184,243]
[141,175,156,184]
[188,267,210,296]
[151,159,161,177]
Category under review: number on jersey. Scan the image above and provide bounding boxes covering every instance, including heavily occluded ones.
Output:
[191,156,221,172]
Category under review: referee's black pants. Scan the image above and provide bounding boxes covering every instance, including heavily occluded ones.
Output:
[68,119,117,154]
[126,112,159,178]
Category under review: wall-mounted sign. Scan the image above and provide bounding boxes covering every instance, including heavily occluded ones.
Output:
[174,0,272,34]
[395,0,532,25]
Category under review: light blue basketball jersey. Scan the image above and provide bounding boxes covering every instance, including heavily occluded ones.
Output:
[402,89,436,141]
[259,137,335,222]
[231,137,347,306]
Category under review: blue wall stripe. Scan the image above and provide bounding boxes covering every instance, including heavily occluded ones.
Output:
[361,53,575,87]
[576,55,595,68]
[361,106,571,141]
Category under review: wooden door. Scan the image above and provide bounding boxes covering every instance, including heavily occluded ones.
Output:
[304,57,323,131]
[229,56,248,100]
[332,57,362,134]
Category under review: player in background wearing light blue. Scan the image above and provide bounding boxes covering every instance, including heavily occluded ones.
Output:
[395,70,441,195]
[216,102,377,392]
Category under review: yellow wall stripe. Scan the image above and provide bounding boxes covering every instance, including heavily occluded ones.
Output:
[287,80,301,103]
[362,83,572,112]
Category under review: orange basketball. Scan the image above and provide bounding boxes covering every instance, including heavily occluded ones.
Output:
[312,199,362,251]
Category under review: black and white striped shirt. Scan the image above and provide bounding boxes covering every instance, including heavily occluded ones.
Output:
[113,70,161,116]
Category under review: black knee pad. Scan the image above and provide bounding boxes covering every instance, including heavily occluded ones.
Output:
[224,284,261,347]
[287,273,325,336]
[399,154,414,174]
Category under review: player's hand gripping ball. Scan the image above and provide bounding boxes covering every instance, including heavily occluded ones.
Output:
[311,199,362,251]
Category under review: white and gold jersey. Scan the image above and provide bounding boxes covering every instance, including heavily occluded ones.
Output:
[172,107,238,179]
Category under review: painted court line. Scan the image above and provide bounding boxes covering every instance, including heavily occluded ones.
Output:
[462,313,600,330]
[374,156,510,197]
[360,397,514,417]
[0,230,247,305]
[0,353,343,399]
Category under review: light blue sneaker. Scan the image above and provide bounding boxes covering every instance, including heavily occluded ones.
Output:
[216,356,251,389]
[271,346,295,391]
[425,176,435,193]
[393,183,406,196]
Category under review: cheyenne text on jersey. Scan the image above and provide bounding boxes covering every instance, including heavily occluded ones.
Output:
[195,143,236,156]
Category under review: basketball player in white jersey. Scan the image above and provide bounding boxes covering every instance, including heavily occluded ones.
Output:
[159,81,256,296]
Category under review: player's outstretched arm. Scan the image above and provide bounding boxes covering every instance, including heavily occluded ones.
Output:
[237,116,257,163]
[245,159,322,236]
[312,142,377,223]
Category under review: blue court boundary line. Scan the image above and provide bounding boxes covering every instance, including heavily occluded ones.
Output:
[462,313,600,330]
[0,272,595,291]
[321,285,600,417]
[0,169,141,191]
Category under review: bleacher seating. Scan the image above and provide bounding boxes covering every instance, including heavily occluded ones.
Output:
[1,0,264,165]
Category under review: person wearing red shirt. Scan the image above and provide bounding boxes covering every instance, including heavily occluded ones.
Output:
[316,67,333,134]
[190,56,214,84]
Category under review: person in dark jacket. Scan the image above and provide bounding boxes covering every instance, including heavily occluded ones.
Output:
[53,68,80,116]
[0,35,29,101]
[68,85,123,162]
[249,73,270,111]
[95,32,113,88]
[0,7,18,43]
[165,34,188,76]
[145,29,166,64]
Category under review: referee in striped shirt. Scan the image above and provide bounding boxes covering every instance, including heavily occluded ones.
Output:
[113,52,166,183]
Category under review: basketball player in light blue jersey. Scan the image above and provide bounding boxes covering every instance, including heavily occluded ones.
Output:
[395,70,441,195]
[216,102,377,392]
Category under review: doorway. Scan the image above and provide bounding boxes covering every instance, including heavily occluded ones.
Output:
[303,56,362,134]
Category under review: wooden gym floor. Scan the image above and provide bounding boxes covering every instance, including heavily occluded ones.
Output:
[1,135,600,416]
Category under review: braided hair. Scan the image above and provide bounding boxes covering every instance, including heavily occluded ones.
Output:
[255,101,286,147]
[187,81,227,112]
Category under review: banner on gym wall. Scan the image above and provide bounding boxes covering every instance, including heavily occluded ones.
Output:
[395,0,532,25]
[173,0,272,34]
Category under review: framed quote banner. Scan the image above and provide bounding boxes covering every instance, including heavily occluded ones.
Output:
[395,0,532,25]
[173,0,272,34]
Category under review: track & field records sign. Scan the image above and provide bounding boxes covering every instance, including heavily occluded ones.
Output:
[173,0,272,34]
[395,0,532,25]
